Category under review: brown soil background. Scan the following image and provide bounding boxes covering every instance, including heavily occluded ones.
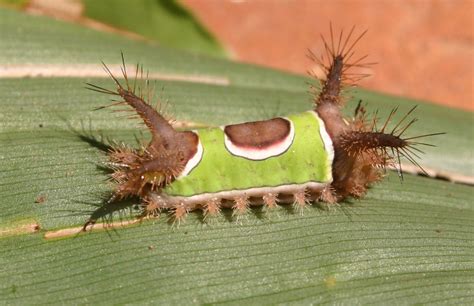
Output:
[183,0,473,111]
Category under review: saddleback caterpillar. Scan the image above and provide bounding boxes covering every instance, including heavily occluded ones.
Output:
[86,26,442,225]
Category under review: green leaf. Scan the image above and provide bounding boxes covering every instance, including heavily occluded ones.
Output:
[81,0,227,58]
[0,0,28,9]
[0,7,473,305]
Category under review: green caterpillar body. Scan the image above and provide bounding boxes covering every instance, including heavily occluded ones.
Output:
[154,111,333,209]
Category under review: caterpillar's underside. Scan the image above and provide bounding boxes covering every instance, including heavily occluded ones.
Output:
[86,26,441,226]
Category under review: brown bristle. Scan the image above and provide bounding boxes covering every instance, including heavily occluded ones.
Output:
[171,203,188,225]
[342,106,444,175]
[310,24,372,109]
[311,25,375,163]
[340,131,406,157]
[232,195,249,217]
[320,186,337,204]
[293,189,309,214]
[263,192,278,209]
[108,144,140,166]
[203,198,221,220]
[143,196,162,217]
[87,54,199,202]
[330,105,444,198]
[317,55,344,105]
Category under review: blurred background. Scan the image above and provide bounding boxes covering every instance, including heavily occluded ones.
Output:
[2,0,472,110]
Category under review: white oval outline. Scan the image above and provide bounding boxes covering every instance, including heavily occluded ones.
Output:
[222,117,295,160]
[178,132,203,178]
[310,111,335,166]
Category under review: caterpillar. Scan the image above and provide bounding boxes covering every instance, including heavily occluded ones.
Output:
[85,26,442,226]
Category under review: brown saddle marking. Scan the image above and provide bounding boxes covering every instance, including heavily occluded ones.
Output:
[224,117,291,149]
